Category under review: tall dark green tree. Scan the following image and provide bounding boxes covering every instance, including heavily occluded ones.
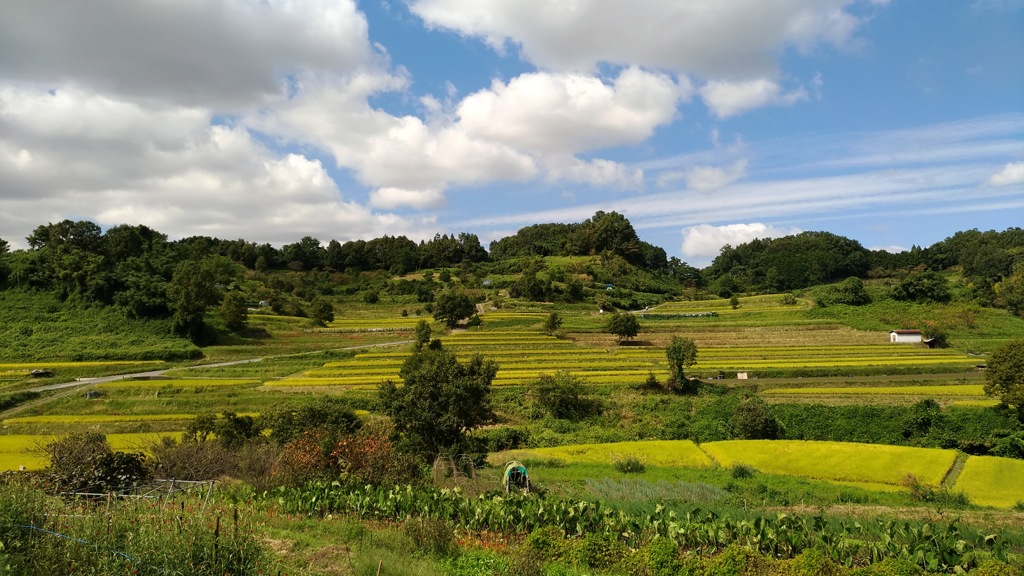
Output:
[414,319,432,349]
[984,339,1024,420]
[309,297,335,327]
[0,237,9,283]
[167,260,220,342]
[666,336,698,385]
[379,344,498,458]
[219,290,248,331]
[543,312,563,336]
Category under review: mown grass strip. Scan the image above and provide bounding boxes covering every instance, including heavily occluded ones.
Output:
[953,455,1024,508]
[700,440,957,487]
[95,378,261,389]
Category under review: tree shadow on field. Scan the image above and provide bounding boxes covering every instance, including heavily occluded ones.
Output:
[619,340,653,346]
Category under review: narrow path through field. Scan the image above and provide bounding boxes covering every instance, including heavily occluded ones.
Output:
[941,452,970,489]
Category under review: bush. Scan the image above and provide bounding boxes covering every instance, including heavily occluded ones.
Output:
[261,397,362,445]
[732,396,784,440]
[403,517,456,557]
[148,436,234,480]
[472,427,530,452]
[731,464,757,479]
[44,433,149,493]
[332,424,422,486]
[902,474,970,508]
[529,371,600,420]
[612,454,646,474]
[272,430,339,487]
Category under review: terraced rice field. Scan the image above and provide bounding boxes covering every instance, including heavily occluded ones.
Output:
[762,384,985,396]
[700,440,957,487]
[325,317,422,331]
[265,329,978,388]
[954,455,1024,508]
[489,440,713,468]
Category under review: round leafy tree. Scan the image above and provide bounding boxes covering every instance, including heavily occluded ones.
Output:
[379,344,498,459]
[433,289,474,328]
[606,312,640,342]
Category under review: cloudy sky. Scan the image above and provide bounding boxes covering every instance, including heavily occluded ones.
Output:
[1,0,1022,265]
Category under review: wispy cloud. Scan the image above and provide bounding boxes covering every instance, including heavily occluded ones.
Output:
[459,115,1024,236]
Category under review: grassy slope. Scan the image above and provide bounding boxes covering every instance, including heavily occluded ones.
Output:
[0,288,199,362]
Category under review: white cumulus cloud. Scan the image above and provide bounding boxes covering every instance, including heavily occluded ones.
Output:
[0,0,374,109]
[987,161,1024,186]
[409,0,864,77]
[681,223,802,261]
[700,79,808,118]
[458,68,686,155]
[0,85,428,247]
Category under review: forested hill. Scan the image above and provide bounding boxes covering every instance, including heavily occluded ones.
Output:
[0,214,1022,351]
[700,228,1024,313]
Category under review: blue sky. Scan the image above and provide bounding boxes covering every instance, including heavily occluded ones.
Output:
[1,0,1021,266]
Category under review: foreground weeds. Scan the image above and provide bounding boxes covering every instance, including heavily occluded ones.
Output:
[0,481,269,575]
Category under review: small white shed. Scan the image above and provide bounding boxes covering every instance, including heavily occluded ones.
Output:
[890,329,923,344]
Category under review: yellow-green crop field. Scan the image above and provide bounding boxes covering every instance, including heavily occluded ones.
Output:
[95,378,261,390]
[953,456,1024,508]
[3,413,258,425]
[0,432,183,472]
[762,385,985,396]
[489,440,713,468]
[700,440,956,487]
[951,400,1001,408]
